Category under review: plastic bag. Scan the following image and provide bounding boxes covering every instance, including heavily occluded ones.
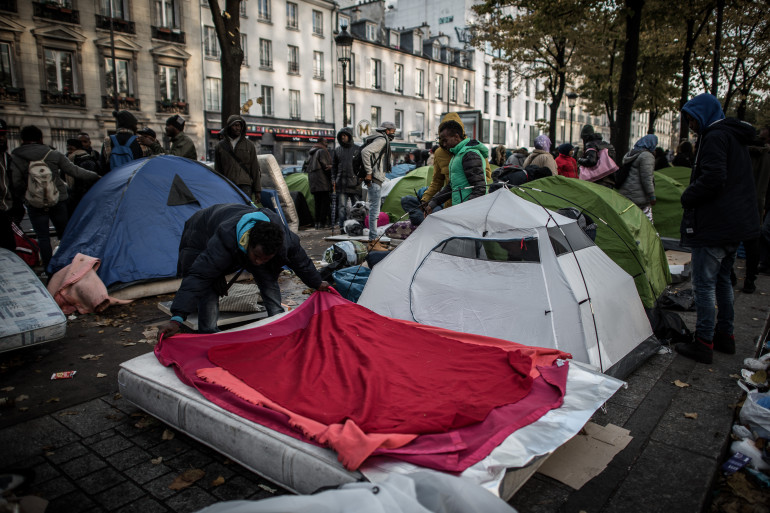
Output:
[738,382,770,439]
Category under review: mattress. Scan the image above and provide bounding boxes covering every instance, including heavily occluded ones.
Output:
[0,248,67,353]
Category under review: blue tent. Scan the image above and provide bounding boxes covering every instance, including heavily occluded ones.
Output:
[49,155,251,289]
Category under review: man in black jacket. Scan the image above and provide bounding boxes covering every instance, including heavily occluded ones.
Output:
[675,93,760,364]
[331,127,360,230]
[157,204,329,339]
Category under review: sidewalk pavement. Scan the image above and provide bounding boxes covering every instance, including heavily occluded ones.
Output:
[1,230,768,512]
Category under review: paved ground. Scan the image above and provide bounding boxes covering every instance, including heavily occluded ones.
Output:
[1,228,768,512]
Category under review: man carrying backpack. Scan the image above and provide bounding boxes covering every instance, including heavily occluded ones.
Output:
[101,110,144,173]
[10,125,100,270]
[361,122,396,242]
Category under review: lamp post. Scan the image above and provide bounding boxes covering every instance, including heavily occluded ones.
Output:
[335,25,353,128]
[566,92,578,145]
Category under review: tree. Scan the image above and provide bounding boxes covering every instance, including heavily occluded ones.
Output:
[208,0,244,127]
[471,0,582,146]
[613,0,645,160]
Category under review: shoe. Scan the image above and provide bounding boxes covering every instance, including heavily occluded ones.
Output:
[675,337,713,364]
[742,278,756,294]
[314,223,320,230]
[713,331,736,354]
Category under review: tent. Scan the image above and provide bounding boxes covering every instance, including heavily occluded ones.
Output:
[358,189,657,378]
[285,172,315,217]
[651,171,686,239]
[381,166,435,218]
[511,176,671,308]
[657,165,691,184]
[49,155,252,289]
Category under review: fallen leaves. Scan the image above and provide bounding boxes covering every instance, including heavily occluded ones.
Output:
[211,476,225,487]
[134,415,157,429]
[162,429,175,441]
[122,327,132,332]
[114,393,122,400]
[46,397,60,403]
[151,456,163,465]
[1,386,15,392]
[15,394,29,402]
[59,411,80,416]
[673,380,690,388]
[258,483,277,494]
[80,353,103,361]
[684,412,698,419]
[122,342,137,347]
[96,373,108,378]
[168,469,205,490]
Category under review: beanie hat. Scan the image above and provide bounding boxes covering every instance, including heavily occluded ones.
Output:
[66,138,83,149]
[166,114,185,131]
[579,124,595,141]
[114,110,138,129]
[137,127,156,138]
[557,143,573,155]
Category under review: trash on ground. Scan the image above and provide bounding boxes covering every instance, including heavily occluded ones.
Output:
[51,371,77,380]
[673,379,690,388]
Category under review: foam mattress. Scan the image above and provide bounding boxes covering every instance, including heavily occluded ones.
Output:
[0,248,67,353]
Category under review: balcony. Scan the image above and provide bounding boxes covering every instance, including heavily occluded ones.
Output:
[95,15,136,35]
[0,86,24,103]
[151,26,185,44]
[33,2,80,24]
[102,95,140,111]
[40,89,85,108]
[156,100,188,115]
[0,0,17,13]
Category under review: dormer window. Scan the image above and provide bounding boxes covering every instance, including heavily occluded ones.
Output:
[390,30,399,49]
[432,42,440,60]
[366,23,377,42]
[414,33,422,54]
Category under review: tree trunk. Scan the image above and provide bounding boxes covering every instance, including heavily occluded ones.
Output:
[647,108,658,134]
[679,19,695,143]
[711,0,724,96]
[548,45,567,146]
[209,0,245,127]
[613,0,644,161]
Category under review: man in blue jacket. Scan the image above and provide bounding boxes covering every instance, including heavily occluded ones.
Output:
[675,93,760,364]
[157,204,329,339]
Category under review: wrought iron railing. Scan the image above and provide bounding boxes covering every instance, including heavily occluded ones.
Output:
[40,90,86,107]
[156,100,189,115]
[0,87,24,103]
[151,27,185,44]
[102,95,140,111]
[95,14,136,34]
[33,2,79,24]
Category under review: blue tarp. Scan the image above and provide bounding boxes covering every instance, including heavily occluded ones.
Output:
[49,155,251,289]
[332,265,371,302]
[386,163,416,180]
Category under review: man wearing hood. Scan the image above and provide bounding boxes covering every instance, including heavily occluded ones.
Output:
[674,93,760,364]
[427,119,488,210]
[215,115,260,201]
[361,122,395,242]
[578,124,617,187]
[166,115,197,160]
[618,134,657,221]
[522,135,558,175]
[101,110,145,173]
[331,127,360,230]
[157,204,330,339]
[307,138,333,229]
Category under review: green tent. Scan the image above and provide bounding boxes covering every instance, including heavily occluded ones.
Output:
[381,166,435,218]
[651,172,686,239]
[284,172,315,217]
[512,176,671,308]
[657,166,691,184]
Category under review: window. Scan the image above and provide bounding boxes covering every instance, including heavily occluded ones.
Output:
[345,103,355,126]
[482,119,490,143]
[240,82,249,107]
[369,58,381,89]
[312,10,323,36]
[463,80,470,105]
[415,68,424,97]
[0,43,15,87]
[314,93,324,121]
[159,65,180,100]
[44,48,75,93]
[433,237,541,263]
[483,91,489,113]
[525,79,530,96]
[240,0,247,16]
[241,34,248,65]
[415,112,424,136]
[366,23,377,42]
[394,63,403,93]
[449,77,457,102]
[257,0,271,21]
[204,26,220,59]
[496,93,501,116]
[259,39,272,68]
[525,100,530,121]
[414,34,422,54]
[154,0,179,28]
[508,96,513,117]
[289,89,300,119]
[493,121,506,144]
[529,125,537,146]
[495,69,502,89]
[288,45,299,74]
[435,74,443,100]
[105,57,132,97]
[313,51,324,79]
[101,0,128,18]
[484,63,490,86]
[261,85,273,115]
[390,31,399,48]
[508,68,514,91]
[432,42,440,60]
[535,103,539,120]
[394,109,403,138]
[370,106,381,128]
[204,77,220,111]
[286,2,298,29]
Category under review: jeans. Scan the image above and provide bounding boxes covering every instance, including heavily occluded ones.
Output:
[197,276,284,333]
[254,275,284,317]
[691,244,737,340]
[366,182,382,241]
[28,201,68,270]
[336,192,360,228]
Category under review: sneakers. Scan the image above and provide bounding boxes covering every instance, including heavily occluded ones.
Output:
[713,331,736,354]
[675,337,713,364]
[742,278,756,294]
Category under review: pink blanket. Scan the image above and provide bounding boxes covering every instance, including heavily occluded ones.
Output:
[47,253,132,314]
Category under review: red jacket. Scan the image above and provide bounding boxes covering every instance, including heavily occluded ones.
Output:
[556,154,578,178]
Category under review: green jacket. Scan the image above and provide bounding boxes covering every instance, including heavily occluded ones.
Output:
[169,132,197,160]
[448,138,489,206]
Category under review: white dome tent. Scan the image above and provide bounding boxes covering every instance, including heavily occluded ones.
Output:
[358,188,658,378]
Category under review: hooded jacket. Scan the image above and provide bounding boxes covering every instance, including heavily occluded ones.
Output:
[307,141,332,193]
[360,129,391,185]
[171,203,322,320]
[619,150,655,207]
[332,127,360,195]
[169,132,198,160]
[10,143,99,204]
[429,138,488,208]
[679,93,759,246]
[215,115,260,196]
[522,149,558,175]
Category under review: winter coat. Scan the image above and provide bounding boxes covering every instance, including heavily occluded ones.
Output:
[618,150,656,207]
[748,143,770,217]
[679,94,759,247]
[168,132,197,160]
[332,127,360,195]
[672,153,693,168]
[307,143,332,194]
[10,143,99,205]
[171,204,322,320]
[555,154,578,178]
[429,138,488,208]
[215,114,260,195]
[361,132,391,185]
[504,152,527,167]
[522,149,558,175]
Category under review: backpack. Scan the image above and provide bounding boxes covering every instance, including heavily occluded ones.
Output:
[351,134,385,180]
[109,134,137,170]
[11,222,41,267]
[24,149,59,208]
[302,151,317,173]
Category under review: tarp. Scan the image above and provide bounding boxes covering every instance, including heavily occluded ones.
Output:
[386,163,417,179]
[651,171,686,239]
[381,166,434,218]
[49,155,251,289]
[512,176,671,308]
[285,172,315,218]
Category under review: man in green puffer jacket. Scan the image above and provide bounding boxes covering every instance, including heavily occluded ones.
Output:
[427,120,488,210]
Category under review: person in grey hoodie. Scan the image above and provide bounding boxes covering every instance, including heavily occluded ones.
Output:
[331,127,360,230]
[618,134,657,222]
[10,125,100,270]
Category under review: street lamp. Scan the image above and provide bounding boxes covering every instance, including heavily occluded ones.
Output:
[335,25,354,128]
[566,92,578,145]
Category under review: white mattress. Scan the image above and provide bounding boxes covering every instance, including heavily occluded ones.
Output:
[0,248,66,353]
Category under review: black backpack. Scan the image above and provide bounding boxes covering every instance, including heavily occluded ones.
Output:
[351,134,385,180]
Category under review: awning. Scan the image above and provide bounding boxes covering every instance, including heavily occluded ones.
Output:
[390,142,418,150]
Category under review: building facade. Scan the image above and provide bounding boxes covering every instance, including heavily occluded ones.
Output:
[0,0,204,156]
